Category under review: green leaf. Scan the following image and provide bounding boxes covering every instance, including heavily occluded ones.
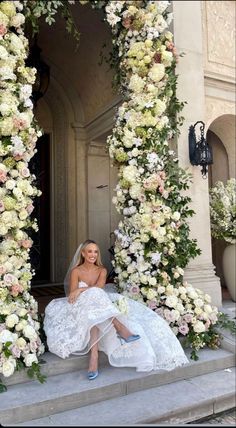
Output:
[0,382,7,393]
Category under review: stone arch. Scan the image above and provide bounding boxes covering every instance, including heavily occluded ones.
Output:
[207,114,235,292]
[207,114,235,179]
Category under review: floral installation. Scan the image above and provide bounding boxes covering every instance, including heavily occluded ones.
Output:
[0,0,45,392]
[92,0,224,358]
[209,178,236,244]
[0,0,234,392]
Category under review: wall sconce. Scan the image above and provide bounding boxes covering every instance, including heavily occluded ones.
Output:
[188,121,213,178]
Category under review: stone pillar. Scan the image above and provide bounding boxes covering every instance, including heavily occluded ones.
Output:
[71,123,88,251]
[172,1,222,306]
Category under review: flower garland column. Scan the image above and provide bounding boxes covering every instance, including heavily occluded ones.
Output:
[0,1,44,382]
[102,0,220,355]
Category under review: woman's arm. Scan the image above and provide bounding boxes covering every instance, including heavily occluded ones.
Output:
[94,267,107,289]
[68,268,87,304]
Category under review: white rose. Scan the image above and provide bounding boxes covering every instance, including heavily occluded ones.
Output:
[165,295,178,308]
[194,307,203,315]
[16,337,26,350]
[149,277,157,286]
[140,274,148,284]
[17,308,27,317]
[0,329,17,343]
[148,63,165,83]
[195,298,204,307]
[6,314,19,328]
[147,289,157,300]
[204,304,213,314]
[2,360,16,377]
[24,353,38,367]
[23,325,37,340]
[193,320,206,333]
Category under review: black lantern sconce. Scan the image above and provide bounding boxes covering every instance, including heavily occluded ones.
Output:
[26,36,50,107]
[188,121,213,178]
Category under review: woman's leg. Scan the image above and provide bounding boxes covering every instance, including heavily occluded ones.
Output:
[88,326,99,372]
[112,318,134,339]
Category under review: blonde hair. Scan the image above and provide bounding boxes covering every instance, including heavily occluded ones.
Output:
[77,240,103,267]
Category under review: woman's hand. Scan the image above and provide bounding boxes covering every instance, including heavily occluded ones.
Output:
[68,287,88,304]
[68,289,80,304]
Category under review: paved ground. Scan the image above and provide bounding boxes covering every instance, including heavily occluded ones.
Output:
[190,408,236,425]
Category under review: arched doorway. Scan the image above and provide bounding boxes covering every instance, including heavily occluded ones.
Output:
[207,114,235,300]
[29,4,120,309]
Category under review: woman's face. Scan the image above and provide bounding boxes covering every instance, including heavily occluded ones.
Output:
[82,243,99,264]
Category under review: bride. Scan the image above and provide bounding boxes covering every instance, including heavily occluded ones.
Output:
[44,240,189,380]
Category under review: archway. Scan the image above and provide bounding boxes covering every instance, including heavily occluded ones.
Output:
[207,114,235,299]
[30,4,120,293]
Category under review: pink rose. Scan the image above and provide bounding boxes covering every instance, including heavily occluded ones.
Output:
[26,204,34,214]
[20,167,30,178]
[0,24,7,37]
[0,170,7,183]
[130,285,140,295]
[0,265,6,275]
[11,283,24,297]
[178,323,189,335]
[13,117,27,130]
[183,313,193,323]
[148,300,157,310]
[21,239,32,249]
[10,345,21,358]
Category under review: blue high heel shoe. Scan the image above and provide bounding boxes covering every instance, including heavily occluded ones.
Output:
[87,370,99,380]
[117,334,141,345]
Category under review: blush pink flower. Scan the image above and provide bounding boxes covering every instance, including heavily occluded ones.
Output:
[21,239,32,249]
[183,313,193,323]
[148,300,157,310]
[26,203,34,214]
[0,265,6,275]
[11,283,24,297]
[19,167,30,178]
[13,117,27,130]
[178,323,189,335]
[0,170,7,183]
[0,24,7,37]
[130,285,140,295]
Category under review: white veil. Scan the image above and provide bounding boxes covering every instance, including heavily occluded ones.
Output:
[64,243,83,296]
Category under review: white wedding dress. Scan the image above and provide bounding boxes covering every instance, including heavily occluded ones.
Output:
[44,283,189,372]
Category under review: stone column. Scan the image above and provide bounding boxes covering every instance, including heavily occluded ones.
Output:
[172,1,222,306]
[71,123,88,252]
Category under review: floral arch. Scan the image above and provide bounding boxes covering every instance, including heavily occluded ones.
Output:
[0,0,229,390]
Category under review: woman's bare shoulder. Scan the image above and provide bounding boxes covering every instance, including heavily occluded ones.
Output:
[98,266,107,275]
[71,266,80,275]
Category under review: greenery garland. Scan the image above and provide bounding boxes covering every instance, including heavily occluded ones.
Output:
[0,0,235,392]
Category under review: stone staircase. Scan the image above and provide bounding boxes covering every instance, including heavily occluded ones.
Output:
[1,343,235,426]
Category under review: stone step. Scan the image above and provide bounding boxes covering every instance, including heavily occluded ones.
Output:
[0,347,235,425]
[3,351,109,387]
[3,335,235,387]
[15,368,236,426]
[5,368,236,426]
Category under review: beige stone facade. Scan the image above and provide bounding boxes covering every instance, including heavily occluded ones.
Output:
[34,1,235,306]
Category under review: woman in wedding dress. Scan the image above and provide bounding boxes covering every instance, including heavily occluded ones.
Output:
[44,240,189,380]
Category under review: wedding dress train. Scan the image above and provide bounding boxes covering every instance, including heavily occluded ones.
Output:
[43,283,189,372]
